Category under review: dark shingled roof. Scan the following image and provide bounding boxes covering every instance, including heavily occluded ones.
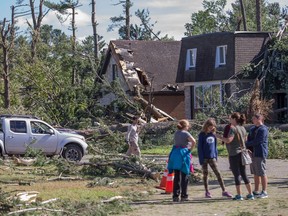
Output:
[109,40,182,92]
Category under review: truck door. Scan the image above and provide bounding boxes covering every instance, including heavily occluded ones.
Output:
[29,121,58,154]
[5,120,30,154]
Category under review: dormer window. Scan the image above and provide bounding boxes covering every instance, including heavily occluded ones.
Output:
[215,45,227,68]
[185,48,197,70]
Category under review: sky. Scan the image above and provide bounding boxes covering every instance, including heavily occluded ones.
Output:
[0,0,287,46]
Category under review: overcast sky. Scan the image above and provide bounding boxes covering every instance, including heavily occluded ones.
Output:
[0,0,287,45]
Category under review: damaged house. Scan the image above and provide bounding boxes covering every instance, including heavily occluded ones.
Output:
[99,40,185,120]
[176,31,287,122]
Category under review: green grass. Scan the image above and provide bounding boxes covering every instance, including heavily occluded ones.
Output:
[38,184,119,201]
[141,145,171,155]
[141,144,228,157]
[140,127,288,159]
[217,144,228,156]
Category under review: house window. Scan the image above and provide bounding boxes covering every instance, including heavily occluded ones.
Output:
[194,84,221,109]
[273,54,284,71]
[185,48,197,70]
[112,64,118,80]
[215,45,227,68]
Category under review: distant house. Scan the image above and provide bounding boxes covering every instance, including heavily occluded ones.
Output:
[176,31,287,121]
[99,40,185,120]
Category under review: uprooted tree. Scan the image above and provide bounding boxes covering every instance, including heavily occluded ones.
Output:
[248,78,274,120]
[245,30,288,122]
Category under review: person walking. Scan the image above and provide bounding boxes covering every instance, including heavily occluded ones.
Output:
[168,119,196,202]
[217,112,254,200]
[198,118,232,199]
[126,116,141,157]
[246,113,269,198]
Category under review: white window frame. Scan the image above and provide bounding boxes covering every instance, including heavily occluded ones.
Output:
[185,48,197,70]
[215,45,227,68]
[194,82,222,109]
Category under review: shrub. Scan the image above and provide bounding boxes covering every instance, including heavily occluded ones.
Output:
[24,147,48,166]
[140,122,176,149]
[268,128,288,159]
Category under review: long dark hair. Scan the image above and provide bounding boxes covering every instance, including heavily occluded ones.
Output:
[230,112,246,125]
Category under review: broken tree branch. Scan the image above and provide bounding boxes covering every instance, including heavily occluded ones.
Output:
[47,176,82,181]
[7,207,66,215]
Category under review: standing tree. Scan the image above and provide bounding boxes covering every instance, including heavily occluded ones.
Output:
[228,0,282,32]
[239,0,247,30]
[187,0,285,34]
[26,0,49,61]
[108,0,133,40]
[184,0,229,36]
[91,0,99,62]
[0,7,15,108]
[255,0,262,31]
[45,0,82,85]
[134,9,161,40]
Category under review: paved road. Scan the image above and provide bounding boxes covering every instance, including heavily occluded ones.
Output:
[119,155,288,216]
[83,154,287,178]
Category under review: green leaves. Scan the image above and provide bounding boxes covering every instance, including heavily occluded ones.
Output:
[185,0,287,36]
[185,0,229,36]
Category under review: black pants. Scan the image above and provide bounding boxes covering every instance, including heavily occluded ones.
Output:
[229,153,250,185]
[173,169,189,198]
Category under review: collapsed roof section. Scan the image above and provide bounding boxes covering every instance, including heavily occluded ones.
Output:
[112,43,151,92]
[99,40,183,122]
[105,40,182,93]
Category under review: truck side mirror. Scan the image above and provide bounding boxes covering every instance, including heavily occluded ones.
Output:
[47,129,55,135]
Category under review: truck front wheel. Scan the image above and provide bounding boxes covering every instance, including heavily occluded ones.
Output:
[62,144,83,161]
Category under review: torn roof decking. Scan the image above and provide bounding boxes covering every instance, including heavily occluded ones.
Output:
[109,40,182,92]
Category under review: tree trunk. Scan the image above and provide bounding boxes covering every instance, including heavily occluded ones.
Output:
[239,0,247,31]
[134,97,164,120]
[0,5,16,109]
[29,0,45,61]
[91,0,99,62]
[256,0,262,31]
[125,0,130,40]
[2,47,10,109]
[71,5,77,85]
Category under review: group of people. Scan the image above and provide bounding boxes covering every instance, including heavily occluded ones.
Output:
[168,112,269,202]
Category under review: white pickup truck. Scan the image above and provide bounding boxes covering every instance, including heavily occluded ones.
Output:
[0,115,88,161]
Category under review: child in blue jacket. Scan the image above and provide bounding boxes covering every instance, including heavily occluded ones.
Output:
[168,119,196,202]
[198,118,232,198]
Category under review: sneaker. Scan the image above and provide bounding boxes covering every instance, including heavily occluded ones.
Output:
[246,194,255,200]
[222,191,233,198]
[173,197,180,202]
[252,191,261,197]
[233,195,244,201]
[205,191,212,198]
[258,191,268,199]
[180,197,189,202]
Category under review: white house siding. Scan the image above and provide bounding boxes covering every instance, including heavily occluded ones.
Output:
[100,56,136,106]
